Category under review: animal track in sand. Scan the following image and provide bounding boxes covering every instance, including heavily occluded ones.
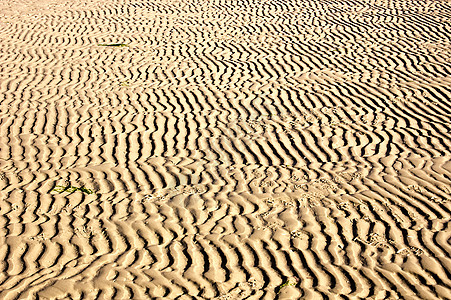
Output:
[141,184,207,203]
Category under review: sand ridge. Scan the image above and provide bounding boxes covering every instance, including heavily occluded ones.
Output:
[0,0,450,298]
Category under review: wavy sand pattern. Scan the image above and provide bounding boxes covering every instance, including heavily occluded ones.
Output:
[0,0,450,298]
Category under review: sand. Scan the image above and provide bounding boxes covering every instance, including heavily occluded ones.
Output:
[0,0,450,298]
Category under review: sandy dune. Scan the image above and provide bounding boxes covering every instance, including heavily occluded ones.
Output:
[0,0,450,298]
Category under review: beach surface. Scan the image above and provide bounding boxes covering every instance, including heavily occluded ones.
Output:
[0,0,450,298]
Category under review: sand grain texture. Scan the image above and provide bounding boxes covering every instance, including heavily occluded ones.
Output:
[0,0,450,298]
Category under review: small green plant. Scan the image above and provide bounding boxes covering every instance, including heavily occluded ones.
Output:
[120,80,131,86]
[52,183,93,195]
[98,43,129,47]
[276,279,297,294]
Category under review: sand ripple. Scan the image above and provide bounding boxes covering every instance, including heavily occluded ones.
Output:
[0,0,450,298]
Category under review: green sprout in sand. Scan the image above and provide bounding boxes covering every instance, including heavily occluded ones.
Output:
[52,183,93,195]
[276,277,299,294]
[98,43,129,47]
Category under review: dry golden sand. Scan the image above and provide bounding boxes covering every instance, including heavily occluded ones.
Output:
[0,0,451,298]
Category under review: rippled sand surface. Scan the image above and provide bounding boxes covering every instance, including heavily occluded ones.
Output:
[0,0,450,298]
